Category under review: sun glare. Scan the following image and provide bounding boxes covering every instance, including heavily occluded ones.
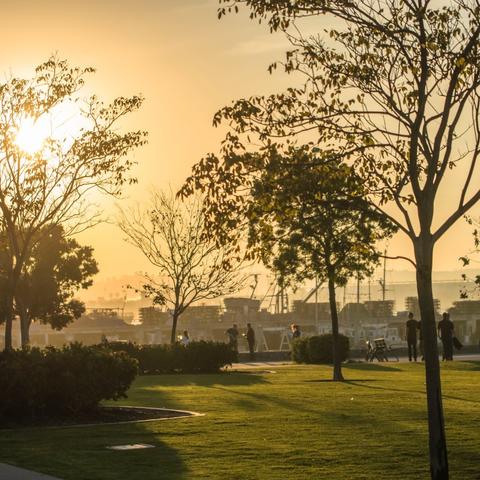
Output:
[15,115,52,155]
[14,102,91,156]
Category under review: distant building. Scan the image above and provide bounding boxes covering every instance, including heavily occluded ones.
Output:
[29,308,141,347]
[292,301,333,324]
[139,307,169,327]
[448,300,480,344]
[405,296,441,318]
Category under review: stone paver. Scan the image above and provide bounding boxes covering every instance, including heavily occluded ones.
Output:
[0,463,62,480]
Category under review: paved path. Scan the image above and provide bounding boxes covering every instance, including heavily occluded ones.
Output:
[230,352,480,369]
[0,463,62,479]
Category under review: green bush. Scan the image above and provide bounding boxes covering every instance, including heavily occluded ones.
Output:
[103,340,236,374]
[292,334,349,364]
[0,343,138,421]
[291,337,309,363]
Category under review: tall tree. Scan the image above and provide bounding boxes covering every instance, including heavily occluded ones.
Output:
[0,56,146,350]
[188,1,480,477]
[13,225,98,346]
[185,147,395,380]
[118,190,246,344]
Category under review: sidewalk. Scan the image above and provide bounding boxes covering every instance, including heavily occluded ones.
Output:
[0,463,62,479]
[229,352,480,369]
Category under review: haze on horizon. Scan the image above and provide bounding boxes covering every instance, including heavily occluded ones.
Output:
[2,0,479,282]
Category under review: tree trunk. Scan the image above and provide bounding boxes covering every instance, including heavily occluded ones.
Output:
[414,235,449,480]
[3,305,13,351]
[3,261,23,351]
[18,303,30,348]
[3,287,16,351]
[170,312,179,345]
[327,272,344,382]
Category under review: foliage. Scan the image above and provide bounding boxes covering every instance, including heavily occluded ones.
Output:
[0,363,479,479]
[118,190,246,343]
[291,336,309,364]
[0,343,138,420]
[15,225,98,330]
[292,334,349,364]
[103,340,237,374]
[0,56,146,349]
[183,1,480,474]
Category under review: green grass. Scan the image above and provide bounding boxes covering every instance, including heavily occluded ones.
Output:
[0,362,479,479]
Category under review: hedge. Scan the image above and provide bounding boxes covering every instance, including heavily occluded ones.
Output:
[0,343,138,421]
[102,340,237,374]
[292,334,350,364]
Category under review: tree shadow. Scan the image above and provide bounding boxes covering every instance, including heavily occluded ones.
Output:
[344,363,403,372]
[304,378,382,383]
[204,384,320,415]
[443,360,480,371]
[343,380,425,397]
[0,420,187,480]
[136,372,269,388]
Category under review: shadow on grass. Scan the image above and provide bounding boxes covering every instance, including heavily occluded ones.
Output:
[343,380,425,397]
[0,419,188,480]
[136,372,269,388]
[443,360,480,371]
[204,385,320,415]
[442,394,480,405]
[304,378,381,383]
[344,363,402,372]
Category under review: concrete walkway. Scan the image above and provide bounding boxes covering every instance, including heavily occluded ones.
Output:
[229,352,480,369]
[0,463,62,479]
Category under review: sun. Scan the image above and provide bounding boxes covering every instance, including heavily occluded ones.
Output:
[15,115,52,155]
[14,102,91,156]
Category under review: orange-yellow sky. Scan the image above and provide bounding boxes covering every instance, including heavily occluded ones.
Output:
[2,0,479,281]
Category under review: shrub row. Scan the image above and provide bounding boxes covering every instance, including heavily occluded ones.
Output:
[0,343,138,421]
[292,334,350,364]
[102,340,237,374]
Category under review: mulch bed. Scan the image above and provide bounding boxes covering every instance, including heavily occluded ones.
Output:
[0,406,192,429]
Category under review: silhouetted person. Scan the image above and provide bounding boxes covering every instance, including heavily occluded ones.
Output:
[406,312,419,362]
[438,312,454,361]
[181,330,190,346]
[291,324,301,339]
[246,323,255,361]
[226,324,239,353]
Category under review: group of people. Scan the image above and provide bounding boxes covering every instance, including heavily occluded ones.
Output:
[406,311,457,362]
[226,323,302,360]
[226,323,256,359]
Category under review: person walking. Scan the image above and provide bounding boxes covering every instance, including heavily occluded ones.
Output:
[246,323,256,361]
[438,312,454,361]
[226,324,239,353]
[405,312,419,362]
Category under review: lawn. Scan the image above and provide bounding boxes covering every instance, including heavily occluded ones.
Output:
[0,362,479,479]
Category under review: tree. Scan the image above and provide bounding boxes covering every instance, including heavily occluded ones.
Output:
[0,56,147,350]
[253,149,394,380]
[12,225,99,346]
[118,190,246,344]
[186,147,395,380]
[186,1,480,477]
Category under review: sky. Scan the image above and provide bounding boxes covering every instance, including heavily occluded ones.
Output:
[1,0,479,288]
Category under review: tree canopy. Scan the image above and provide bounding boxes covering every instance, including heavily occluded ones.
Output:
[0,224,98,345]
[0,56,146,349]
[183,146,395,380]
[183,1,480,477]
[118,190,246,344]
